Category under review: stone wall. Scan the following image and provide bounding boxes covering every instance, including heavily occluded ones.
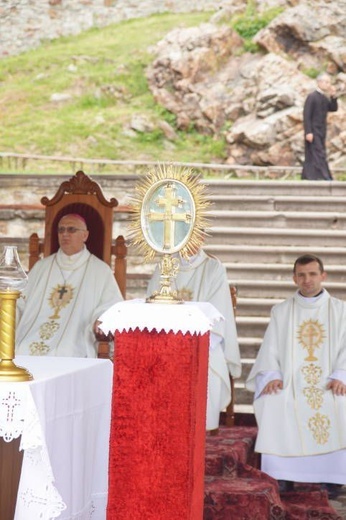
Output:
[0,0,227,58]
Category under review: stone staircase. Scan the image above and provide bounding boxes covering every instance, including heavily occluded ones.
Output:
[201,180,346,415]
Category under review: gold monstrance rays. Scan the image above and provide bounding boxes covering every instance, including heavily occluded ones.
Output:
[128,164,210,263]
[127,163,210,303]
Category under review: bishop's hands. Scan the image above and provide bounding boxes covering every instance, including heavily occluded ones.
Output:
[94,320,114,342]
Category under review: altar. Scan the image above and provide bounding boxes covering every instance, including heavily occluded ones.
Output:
[100,299,222,520]
[0,356,113,520]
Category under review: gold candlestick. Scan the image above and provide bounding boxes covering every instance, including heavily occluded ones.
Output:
[0,290,33,381]
[0,245,33,382]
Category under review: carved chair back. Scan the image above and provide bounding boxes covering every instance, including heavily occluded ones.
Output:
[28,171,128,359]
[29,170,127,298]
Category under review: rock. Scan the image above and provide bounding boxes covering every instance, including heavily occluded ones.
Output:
[146,4,345,168]
[130,114,155,133]
[254,1,346,71]
[157,120,178,140]
[310,36,346,72]
[50,92,72,102]
[86,135,97,145]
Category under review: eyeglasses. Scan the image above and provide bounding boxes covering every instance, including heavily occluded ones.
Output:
[57,226,86,234]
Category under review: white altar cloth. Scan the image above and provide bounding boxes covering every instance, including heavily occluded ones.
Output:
[99,298,223,335]
[0,356,113,520]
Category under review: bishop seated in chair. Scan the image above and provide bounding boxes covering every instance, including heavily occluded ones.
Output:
[16,214,123,358]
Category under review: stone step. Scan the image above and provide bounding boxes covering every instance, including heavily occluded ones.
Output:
[234,382,254,406]
[208,226,346,247]
[204,244,346,265]
[235,297,282,317]
[234,403,254,414]
[225,262,346,282]
[231,279,346,300]
[209,195,346,212]
[238,337,262,359]
[236,316,269,338]
[209,210,346,229]
[204,179,346,197]
[237,358,254,382]
[235,358,256,397]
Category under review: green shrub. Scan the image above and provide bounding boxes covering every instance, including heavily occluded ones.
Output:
[231,2,284,49]
[302,68,320,79]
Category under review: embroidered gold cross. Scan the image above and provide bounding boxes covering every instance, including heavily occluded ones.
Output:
[297,319,325,361]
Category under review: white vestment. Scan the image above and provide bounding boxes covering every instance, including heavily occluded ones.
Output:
[246,290,346,484]
[147,250,241,430]
[16,247,123,357]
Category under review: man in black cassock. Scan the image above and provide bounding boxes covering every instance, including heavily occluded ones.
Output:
[302,73,338,180]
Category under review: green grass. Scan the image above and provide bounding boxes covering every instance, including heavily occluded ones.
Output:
[0,9,284,175]
[230,1,284,53]
[0,13,217,171]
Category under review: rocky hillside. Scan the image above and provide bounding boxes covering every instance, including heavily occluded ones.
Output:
[146,0,346,170]
[0,0,345,172]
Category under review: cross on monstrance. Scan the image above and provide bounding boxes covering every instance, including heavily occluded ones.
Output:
[146,181,192,303]
[148,182,191,250]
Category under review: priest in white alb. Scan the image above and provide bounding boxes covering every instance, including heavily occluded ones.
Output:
[16,214,123,357]
[147,247,241,431]
[246,254,346,497]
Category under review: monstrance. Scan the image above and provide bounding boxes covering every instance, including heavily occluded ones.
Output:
[128,164,210,303]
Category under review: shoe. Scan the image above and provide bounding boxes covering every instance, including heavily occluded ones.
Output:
[320,483,342,499]
[277,480,294,493]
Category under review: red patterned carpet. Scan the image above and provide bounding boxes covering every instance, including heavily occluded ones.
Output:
[204,426,343,520]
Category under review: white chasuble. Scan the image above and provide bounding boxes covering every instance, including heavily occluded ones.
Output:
[247,290,346,457]
[16,249,123,358]
[147,250,241,430]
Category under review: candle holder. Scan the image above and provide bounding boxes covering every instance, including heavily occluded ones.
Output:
[0,245,33,382]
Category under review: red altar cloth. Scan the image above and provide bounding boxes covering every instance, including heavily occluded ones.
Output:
[107,328,209,520]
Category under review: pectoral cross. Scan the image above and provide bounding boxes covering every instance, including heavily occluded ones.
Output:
[49,284,74,319]
[148,182,191,250]
[58,285,68,299]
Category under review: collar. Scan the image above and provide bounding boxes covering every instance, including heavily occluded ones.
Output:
[56,245,90,271]
[295,288,328,306]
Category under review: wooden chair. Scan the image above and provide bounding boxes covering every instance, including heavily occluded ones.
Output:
[225,285,238,427]
[28,170,127,358]
[210,285,238,435]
